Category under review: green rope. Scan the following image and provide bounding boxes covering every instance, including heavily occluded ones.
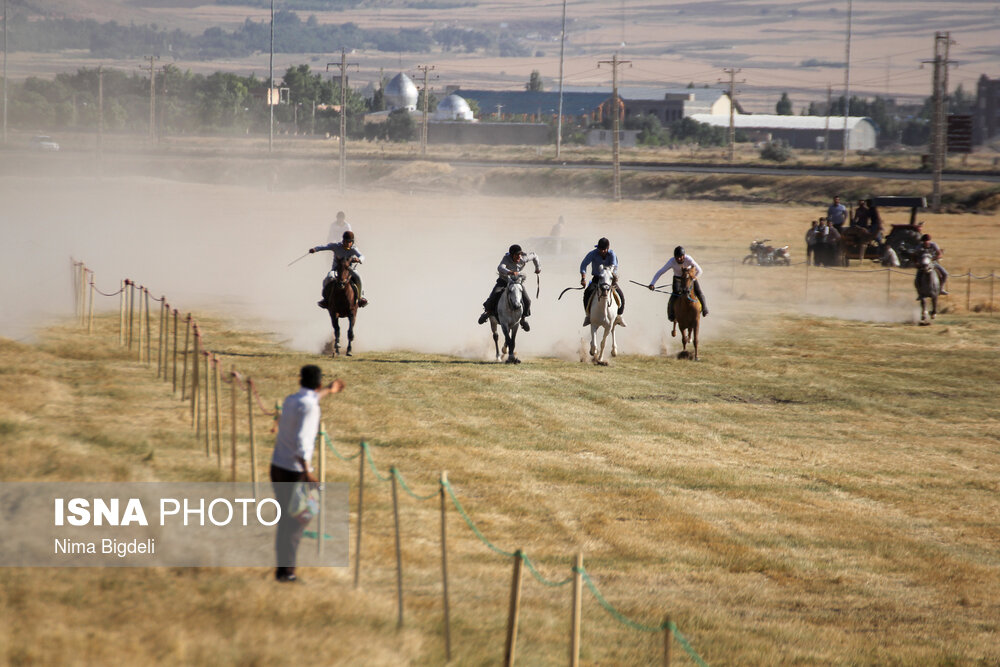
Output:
[391,467,439,501]
[362,441,393,482]
[322,430,361,462]
[303,529,334,541]
[521,553,573,587]
[443,480,516,558]
[578,568,708,666]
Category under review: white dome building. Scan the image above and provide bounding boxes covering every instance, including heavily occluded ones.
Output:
[385,73,418,112]
[433,94,474,121]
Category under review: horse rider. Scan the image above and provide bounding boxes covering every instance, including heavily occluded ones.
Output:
[919,234,949,295]
[580,237,626,327]
[648,246,709,321]
[308,230,369,308]
[477,244,540,331]
[327,210,352,244]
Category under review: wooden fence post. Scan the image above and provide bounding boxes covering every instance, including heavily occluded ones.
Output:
[181,315,191,400]
[317,423,326,557]
[213,355,222,467]
[203,351,211,456]
[118,280,125,346]
[440,470,452,662]
[230,369,238,482]
[885,268,891,305]
[570,552,583,667]
[156,300,164,376]
[144,288,151,364]
[354,442,365,589]
[127,281,135,351]
[191,326,200,428]
[991,272,995,315]
[504,549,524,666]
[663,614,673,667]
[172,310,179,393]
[87,273,95,334]
[391,466,404,629]
[966,269,972,312]
[137,287,145,362]
[247,378,258,499]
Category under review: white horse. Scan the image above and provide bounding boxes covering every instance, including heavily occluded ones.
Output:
[489,275,525,363]
[586,266,620,365]
[915,251,940,325]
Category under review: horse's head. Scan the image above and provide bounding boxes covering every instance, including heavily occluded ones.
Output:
[917,252,934,273]
[681,265,697,288]
[505,275,524,310]
[335,256,353,285]
[597,266,614,296]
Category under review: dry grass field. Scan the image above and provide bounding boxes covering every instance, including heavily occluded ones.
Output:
[1,159,999,665]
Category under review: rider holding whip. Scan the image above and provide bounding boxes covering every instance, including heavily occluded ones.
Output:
[309,230,368,309]
[648,246,709,321]
[477,244,541,331]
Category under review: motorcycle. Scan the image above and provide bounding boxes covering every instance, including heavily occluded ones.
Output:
[743,239,791,266]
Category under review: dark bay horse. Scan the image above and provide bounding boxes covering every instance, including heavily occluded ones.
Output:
[672,265,702,360]
[323,256,358,356]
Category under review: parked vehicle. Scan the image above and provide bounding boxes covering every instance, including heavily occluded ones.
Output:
[840,196,926,267]
[743,239,791,266]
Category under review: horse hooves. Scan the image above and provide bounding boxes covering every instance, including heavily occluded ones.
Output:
[671,331,677,338]
[345,350,353,357]
[919,321,931,327]
[597,360,609,366]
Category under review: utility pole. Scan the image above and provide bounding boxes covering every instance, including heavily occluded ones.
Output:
[721,68,742,162]
[327,50,358,195]
[823,83,831,161]
[414,63,435,155]
[145,55,158,142]
[841,0,852,162]
[924,31,955,212]
[555,0,567,159]
[2,0,7,145]
[598,53,630,201]
[97,65,103,157]
[268,0,274,153]
[495,104,503,119]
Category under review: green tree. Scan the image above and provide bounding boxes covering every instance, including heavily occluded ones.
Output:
[526,70,544,92]
[776,92,793,115]
[385,109,414,142]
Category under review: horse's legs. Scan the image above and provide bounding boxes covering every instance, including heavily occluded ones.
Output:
[610,321,618,358]
[590,324,599,360]
[490,320,501,361]
[692,321,700,361]
[931,295,937,319]
[597,325,610,365]
[345,316,355,356]
[332,318,341,356]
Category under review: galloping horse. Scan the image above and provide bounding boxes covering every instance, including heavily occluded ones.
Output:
[914,251,940,325]
[489,275,524,364]
[322,256,358,356]
[587,265,619,365]
[672,265,702,360]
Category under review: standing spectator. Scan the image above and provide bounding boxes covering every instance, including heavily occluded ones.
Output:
[270,365,345,583]
[827,196,848,231]
[850,199,870,228]
[327,211,353,244]
[805,220,819,265]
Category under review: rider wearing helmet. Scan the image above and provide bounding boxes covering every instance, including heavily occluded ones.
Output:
[308,230,368,308]
[919,234,949,295]
[648,246,709,321]
[580,237,626,327]
[477,244,541,331]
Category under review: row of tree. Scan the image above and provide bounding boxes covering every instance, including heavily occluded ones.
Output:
[0,10,528,60]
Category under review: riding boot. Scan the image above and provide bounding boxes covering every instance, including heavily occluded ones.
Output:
[694,280,708,316]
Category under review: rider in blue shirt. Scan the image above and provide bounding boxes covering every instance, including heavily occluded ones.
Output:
[579,237,625,326]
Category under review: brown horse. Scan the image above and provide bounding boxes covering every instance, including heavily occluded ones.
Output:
[672,265,702,360]
[322,256,358,356]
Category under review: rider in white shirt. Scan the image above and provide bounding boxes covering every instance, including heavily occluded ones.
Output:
[648,246,709,321]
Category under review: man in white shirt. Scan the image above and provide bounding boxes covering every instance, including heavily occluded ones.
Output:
[270,364,345,583]
[648,246,709,321]
[327,211,353,244]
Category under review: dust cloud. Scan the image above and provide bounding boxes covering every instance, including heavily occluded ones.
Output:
[0,155,932,359]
